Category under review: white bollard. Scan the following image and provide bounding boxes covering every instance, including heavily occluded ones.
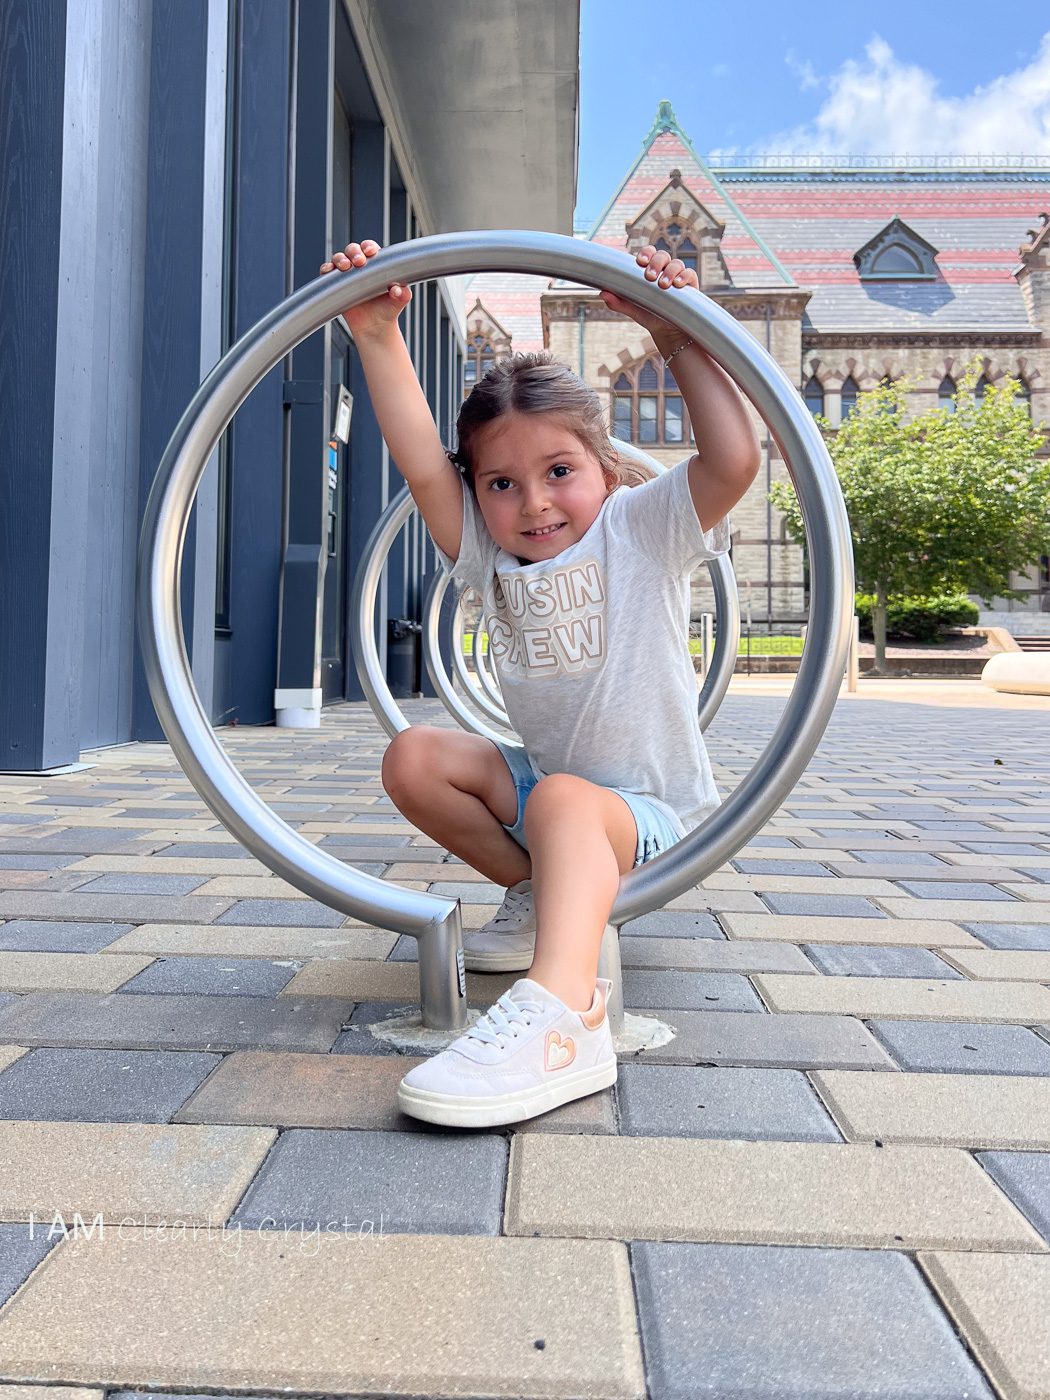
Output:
[847,615,860,692]
[700,612,714,681]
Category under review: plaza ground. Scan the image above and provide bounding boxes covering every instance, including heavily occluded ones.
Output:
[0,677,1048,1397]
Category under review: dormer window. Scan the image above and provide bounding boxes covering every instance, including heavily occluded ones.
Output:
[654,221,699,276]
[854,218,939,282]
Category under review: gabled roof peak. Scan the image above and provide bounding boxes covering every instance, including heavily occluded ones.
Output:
[645,100,683,144]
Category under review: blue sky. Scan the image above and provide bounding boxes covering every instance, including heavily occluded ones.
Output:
[577,2,1050,225]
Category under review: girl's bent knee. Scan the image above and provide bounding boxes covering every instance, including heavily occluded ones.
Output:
[381,726,440,800]
[523,773,590,826]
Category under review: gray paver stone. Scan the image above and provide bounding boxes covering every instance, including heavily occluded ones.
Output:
[0,1048,221,1122]
[214,899,346,927]
[0,991,350,1052]
[964,922,1050,951]
[760,894,886,918]
[977,1151,1050,1244]
[75,874,208,895]
[869,1021,1050,1076]
[626,1010,893,1070]
[118,957,301,997]
[622,971,763,1012]
[731,859,831,876]
[804,945,964,979]
[618,1065,841,1142]
[848,850,948,866]
[0,1222,55,1305]
[895,880,1017,901]
[232,1127,507,1235]
[631,1241,994,1399]
[619,911,725,939]
[0,921,134,953]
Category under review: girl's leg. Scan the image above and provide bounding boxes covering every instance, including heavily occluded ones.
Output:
[381,726,531,888]
[522,773,637,1011]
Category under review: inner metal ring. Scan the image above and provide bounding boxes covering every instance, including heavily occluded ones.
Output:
[139,230,852,974]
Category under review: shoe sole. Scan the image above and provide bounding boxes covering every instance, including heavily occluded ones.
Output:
[462,946,535,973]
[397,1058,618,1129]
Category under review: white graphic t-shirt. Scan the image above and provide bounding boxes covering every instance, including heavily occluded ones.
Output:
[436,457,730,837]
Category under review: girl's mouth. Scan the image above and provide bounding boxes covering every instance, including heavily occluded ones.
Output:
[523,522,565,539]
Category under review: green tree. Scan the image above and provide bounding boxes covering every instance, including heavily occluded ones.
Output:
[771,365,1050,670]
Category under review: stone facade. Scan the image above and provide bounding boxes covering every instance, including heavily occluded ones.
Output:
[467,105,1050,625]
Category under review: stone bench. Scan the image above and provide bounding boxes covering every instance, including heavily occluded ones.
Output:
[982,652,1050,696]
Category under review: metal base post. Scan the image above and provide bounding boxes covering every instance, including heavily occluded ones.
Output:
[416,905,468,1032]
[598,922,624,1038]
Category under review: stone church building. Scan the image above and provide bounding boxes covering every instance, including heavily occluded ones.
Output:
[464,102,1050,629]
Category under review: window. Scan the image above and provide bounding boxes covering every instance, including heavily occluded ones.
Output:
[854,218,939,282]
[975,373,991,403]
[610,359,686,445]
[464,332,496,390]
[871,244,922,276]
[654,222,699,276]
[840,375,859,422]
[938,375,956,412]
[803,376,824,417]
[1018,375,1032,417]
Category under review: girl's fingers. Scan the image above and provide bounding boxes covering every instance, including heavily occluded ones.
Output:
[659,257,685,288]
[636,244,657,266]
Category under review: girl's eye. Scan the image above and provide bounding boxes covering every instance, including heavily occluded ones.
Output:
[489,478,513,492]
[550,463,572,478]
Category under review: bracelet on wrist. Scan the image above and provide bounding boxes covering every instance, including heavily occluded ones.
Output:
[663,339,694,367]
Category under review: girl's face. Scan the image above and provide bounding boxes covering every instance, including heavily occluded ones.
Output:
[471,411,613,564]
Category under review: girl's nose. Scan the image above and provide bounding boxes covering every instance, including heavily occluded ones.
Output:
[521,484,549,515]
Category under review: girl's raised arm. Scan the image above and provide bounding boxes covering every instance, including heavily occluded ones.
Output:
[321,240,464,561]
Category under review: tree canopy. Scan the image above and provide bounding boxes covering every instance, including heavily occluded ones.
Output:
[772,363,1049,615]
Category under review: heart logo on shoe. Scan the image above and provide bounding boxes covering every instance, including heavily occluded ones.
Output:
[545,1029,576,1072]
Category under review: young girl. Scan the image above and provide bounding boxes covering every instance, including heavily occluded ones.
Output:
[320,239,760,1128]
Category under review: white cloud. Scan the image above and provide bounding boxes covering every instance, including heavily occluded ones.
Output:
[784,48,820,92]
[754,33,1050,157]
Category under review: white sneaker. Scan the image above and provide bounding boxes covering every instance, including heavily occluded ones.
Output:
[462,878,536,973]
[397,977,617,1128]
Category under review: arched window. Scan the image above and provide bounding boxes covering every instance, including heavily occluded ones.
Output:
[464,332,496,389]
[840,375,859,422]
[871,244,922,276]
[803,376,824,417]
[938,375,956,413]
[1017,374,1032,417]
[654,221,699,276]
[612,374,632,440]
[974,373,992,403]
[610,358,686,445]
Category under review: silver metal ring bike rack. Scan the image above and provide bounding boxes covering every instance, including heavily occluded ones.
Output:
[138,230,854,1033]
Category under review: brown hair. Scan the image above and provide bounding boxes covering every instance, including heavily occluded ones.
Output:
[448,351,655,492]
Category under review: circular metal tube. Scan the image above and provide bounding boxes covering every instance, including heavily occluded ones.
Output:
[470,607,504,708]
[421,569,518,739]
[139,229,853,941]
[451,589,506,713]
[697,553,740,733]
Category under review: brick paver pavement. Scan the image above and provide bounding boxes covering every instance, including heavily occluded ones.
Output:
[0,684,1048,1397]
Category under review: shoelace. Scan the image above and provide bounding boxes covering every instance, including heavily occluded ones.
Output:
[489,887,531,932]
[466,990,545,1048]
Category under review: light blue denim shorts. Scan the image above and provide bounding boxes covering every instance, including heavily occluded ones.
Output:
[493,741,683,869]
